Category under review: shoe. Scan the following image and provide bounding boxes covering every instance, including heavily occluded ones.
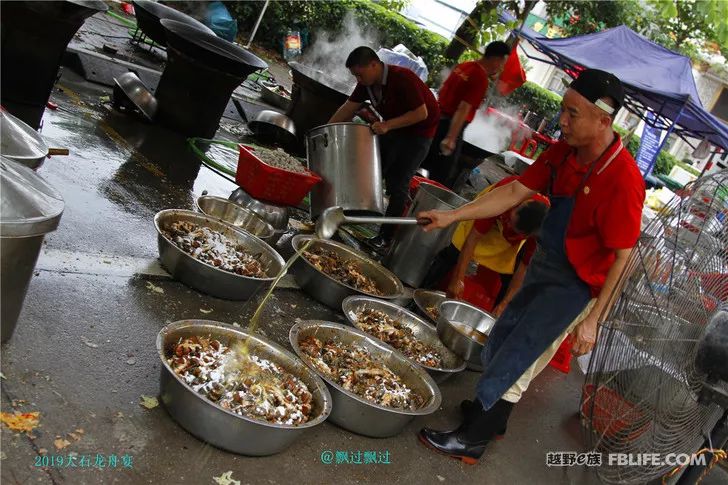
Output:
[418,428,489,465]
[460,399,507,439]
[418,399,514,464]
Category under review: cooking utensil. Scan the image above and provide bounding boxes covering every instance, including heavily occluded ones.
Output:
[157,319,332,456]
[155,19,267,138]
[289,320,441,437]
[341,296,466,382]
[306,123,384,219]
[195,195,276,244]
[112,72,158,121]
[412,289,447,325]
[0,109,49,169]
[132,0,215,46]
[385,183,467,287]
[436,300,497,371]
[1,0,108,129]
[248,110,298,149]
[290,234,404,309]
[315,206,431,240]
[1,156,64,343]
[286,62,352,138]
[154,209,285,300]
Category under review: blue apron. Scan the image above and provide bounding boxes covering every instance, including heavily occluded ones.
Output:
[474,152,599,410]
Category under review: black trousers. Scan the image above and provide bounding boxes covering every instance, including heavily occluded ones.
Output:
[420,117,467,188]
[379,132,432,239]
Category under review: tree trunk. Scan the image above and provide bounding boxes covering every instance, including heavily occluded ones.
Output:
[506,0,537,48]
[444,1,497,61]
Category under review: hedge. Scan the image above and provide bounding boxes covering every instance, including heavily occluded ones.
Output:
[226,0,449,85]
[492,81,563,121]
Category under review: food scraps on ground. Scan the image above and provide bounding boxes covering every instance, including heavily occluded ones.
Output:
[299,335,424,410]
[140,395,159,409]
[0,411,40,433]
[168,336,313,425]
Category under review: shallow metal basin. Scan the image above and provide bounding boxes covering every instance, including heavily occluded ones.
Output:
[158,320,332,455]
[289,320,441,438]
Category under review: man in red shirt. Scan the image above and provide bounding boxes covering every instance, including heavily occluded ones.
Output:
[329,46,440,247]
[421,41,510,187]
[417,69,646,464]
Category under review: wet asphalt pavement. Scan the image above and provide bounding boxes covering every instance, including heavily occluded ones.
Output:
[3,18,701,484]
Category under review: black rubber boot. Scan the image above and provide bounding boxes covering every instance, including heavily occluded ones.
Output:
[460,399,508,438]
[419,399,514,464]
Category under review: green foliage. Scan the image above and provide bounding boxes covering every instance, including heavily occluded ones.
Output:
[545,0,639,36]
[372,0,410,12]
[226,0,449,84]
[614,125,680,175]
[492,81,563,120]
[545,0,728,61]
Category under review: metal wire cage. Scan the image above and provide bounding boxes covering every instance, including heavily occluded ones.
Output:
[582,170,728,484]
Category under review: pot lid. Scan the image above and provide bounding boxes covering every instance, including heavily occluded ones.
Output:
[0,109,49,167]
[1,156,64,237]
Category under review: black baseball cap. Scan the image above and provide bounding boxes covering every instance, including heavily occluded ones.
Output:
[569,69,624,115]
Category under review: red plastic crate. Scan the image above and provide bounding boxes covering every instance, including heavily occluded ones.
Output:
[548,334,573,373]
[235,145,321,206]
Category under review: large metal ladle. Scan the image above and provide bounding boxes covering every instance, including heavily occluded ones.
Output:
[315,206,431,240]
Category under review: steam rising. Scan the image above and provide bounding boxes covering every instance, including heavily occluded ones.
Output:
[301,12,382,85]
[464,105,529,154]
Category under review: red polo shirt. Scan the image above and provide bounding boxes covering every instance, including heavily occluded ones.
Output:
[349,64,439,138]
[519,135,645,296]
[438,61,489,123]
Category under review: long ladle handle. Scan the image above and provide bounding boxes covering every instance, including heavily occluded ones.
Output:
[344,215,432,226]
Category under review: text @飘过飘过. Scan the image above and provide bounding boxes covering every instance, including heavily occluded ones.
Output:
[320,450,391,465]
[35,453,133,469]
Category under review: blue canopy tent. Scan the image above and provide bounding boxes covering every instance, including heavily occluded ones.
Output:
[510,24,728,174]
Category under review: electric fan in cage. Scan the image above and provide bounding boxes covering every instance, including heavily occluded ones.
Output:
[581,170,728,484]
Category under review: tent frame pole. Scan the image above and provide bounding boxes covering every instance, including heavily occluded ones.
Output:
[246,0,270,49]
